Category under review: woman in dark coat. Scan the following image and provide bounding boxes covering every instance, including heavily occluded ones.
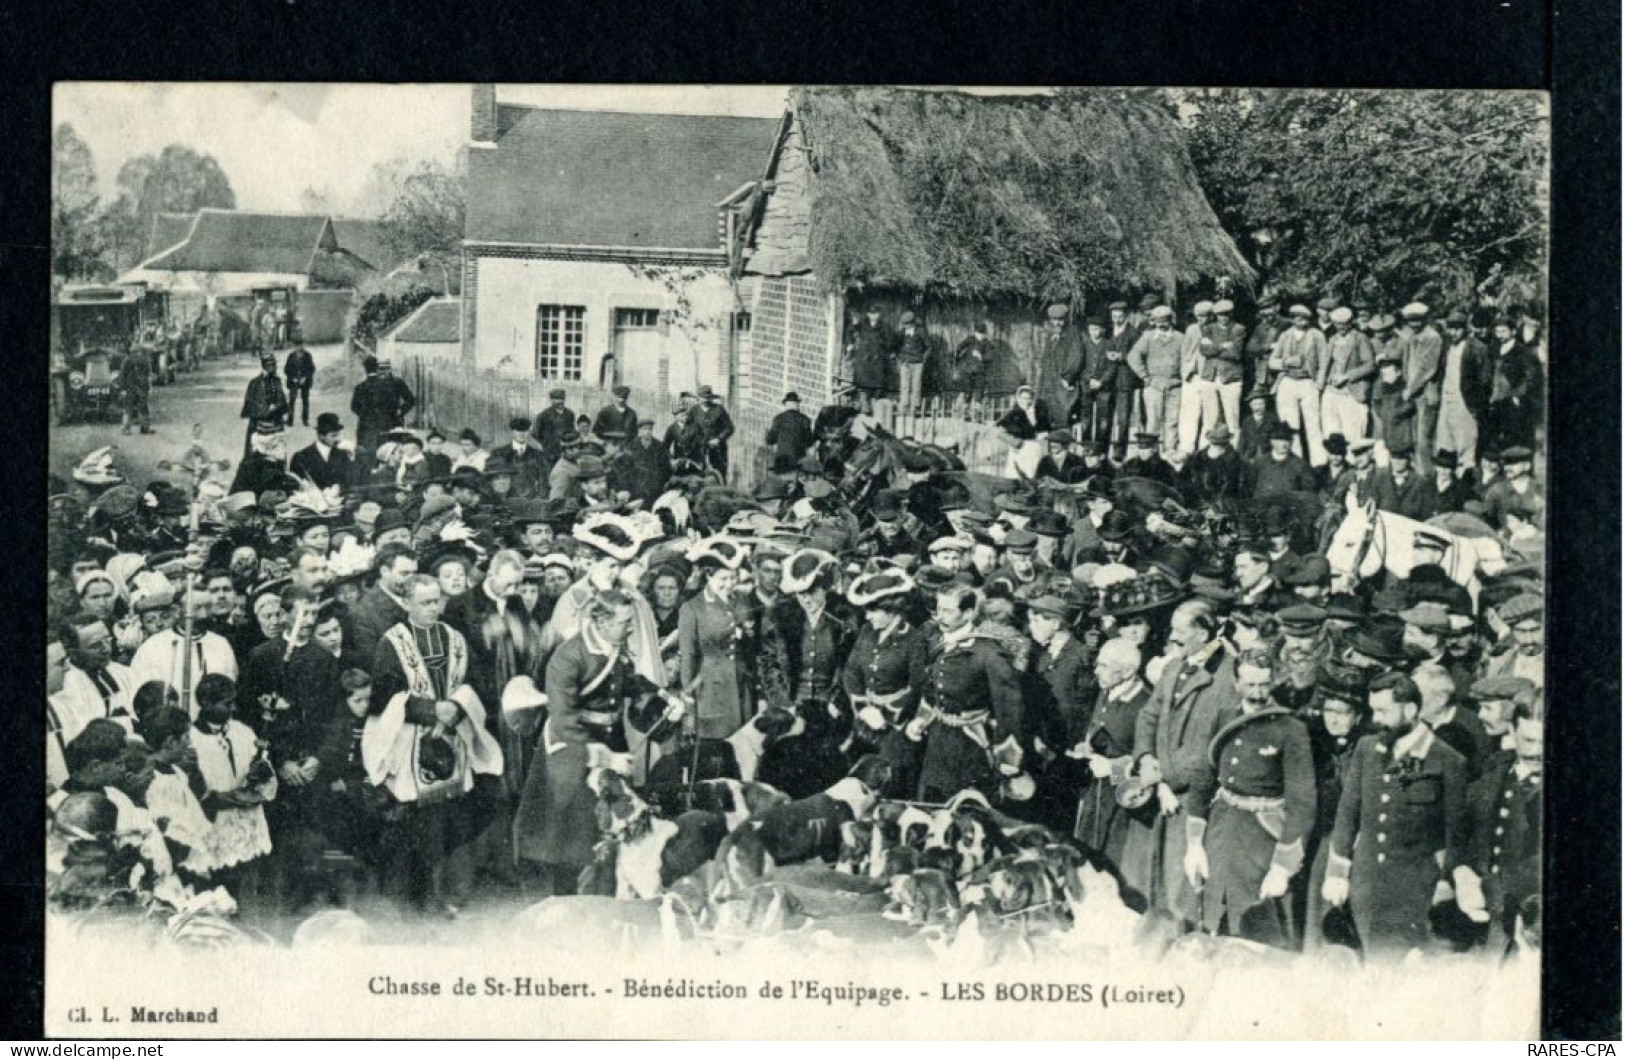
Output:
[997,385,1056,479]
[678,539,751,739]
[1481,320,1545,454]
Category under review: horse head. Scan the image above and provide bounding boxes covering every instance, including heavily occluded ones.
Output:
[1326,496,1385,588]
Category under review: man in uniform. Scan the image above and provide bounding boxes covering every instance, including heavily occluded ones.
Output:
[531,388,577,472]
[692,385,735,478]
[1025,593,1097,832]
[905,585,1024,803]
[283,338,316,428]
[241,352,291,460]
[491,417,549,499]
[841,570,929,798]
[593,385,639,441]
[1121,432,1179,487]
[1323,671,1472,957]
[1459,704,1542,952]
[1187,649,1316,948]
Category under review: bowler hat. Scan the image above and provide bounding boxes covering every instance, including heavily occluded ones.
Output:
[1098,510,1136,542]
[1029,510,1069,538]
[783,392,801,405]
[508,415,531,432]
[1434,449,1460,470]
[1346,616,1421,665]
[315,412,343,434]
[612,385,631,398]
[1323,433,1349,457]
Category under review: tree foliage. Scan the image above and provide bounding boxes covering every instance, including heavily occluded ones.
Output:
[117,144,238,243]
[349,282,437,350]
[1175,90,1548,311]
[373,152,466,279]
[52,124,109,280]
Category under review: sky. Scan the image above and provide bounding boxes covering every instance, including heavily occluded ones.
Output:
[53,84,1063,218]
[53,83,795,218]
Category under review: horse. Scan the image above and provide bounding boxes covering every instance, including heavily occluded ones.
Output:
[1324,492,1507,597]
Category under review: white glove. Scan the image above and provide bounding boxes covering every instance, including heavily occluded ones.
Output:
[1453,865,1491,923]
[1322,876,1350,907]
[1088,755,1114,779]
[856,705,888,731]
[1155,782,1180,816]
[1183,842,1208,888]
[904,717,929,742]
[1432,878,1454,906]
[1259,864,1292,900]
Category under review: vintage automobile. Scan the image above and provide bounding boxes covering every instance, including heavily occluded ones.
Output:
[51,285,140,424]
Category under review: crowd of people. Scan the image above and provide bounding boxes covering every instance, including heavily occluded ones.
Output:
[45,288,1546,965]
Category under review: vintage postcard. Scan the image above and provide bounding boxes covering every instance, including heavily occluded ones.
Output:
[45,83,1548,1039]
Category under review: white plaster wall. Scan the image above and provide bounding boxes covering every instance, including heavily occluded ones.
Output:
[470,256,739,395]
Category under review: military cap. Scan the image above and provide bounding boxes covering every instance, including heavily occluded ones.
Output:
[1132,432,1161,447]
[1029,510,1070,538]
[1278,603,1329,634]
[1468,675,1537,705]
[1004,528,1039,554]
[1317,295,1340,311]
[1138,294,1161,311]
[1288,304,1313,319]
[1282,555,1332,587]
[573,456,607,480]
[1148,305,1174,321]
[1330,306,1354,324]
[871,490,905,520]
[1499,445,1534,464]
[1108,301,1130,312]
[611,385,631,398]
[1192,300,1214,316]
[1212,299,1235,315]
[1323,433,1349,457]
[958,508,995,527]
[1498,593,1544,625]
[549,387,567,399]
[1400,302,1430,319]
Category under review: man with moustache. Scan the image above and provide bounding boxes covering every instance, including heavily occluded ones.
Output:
[1323,672,1472,957]
[1187,650,1316,949]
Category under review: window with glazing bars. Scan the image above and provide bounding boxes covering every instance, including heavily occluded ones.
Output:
[536,304,585,380]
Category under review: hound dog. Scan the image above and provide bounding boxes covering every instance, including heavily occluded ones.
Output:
[714,755,892,884]
[587,767,728,900]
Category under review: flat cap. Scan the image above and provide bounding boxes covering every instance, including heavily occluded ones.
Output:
[1330,306,1354,324]
[1400,302,1430,319]
[1278,603,1328,633]
[1046,303,1069,320]
[1498,593,1544,625]
[1212,299,1235,314]
[1468,675,1538,704]
[1003,528,1039,554]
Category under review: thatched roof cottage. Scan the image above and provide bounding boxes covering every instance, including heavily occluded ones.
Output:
[729,86,1251,478]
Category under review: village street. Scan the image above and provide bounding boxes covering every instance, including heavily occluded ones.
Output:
[49,343,349,489]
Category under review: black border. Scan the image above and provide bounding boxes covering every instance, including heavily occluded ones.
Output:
[3,0,1616,1041]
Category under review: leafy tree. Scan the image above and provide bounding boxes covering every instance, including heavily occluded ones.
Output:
[374,152,466,280]
[52,124,108,280]
[1175,89,1548,311]
[117,145,237,254]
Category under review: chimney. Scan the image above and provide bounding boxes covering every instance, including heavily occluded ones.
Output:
[471,84,497,145]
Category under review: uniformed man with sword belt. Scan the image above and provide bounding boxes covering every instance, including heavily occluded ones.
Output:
[905,585,1026,803]
[1183,649,1316,949]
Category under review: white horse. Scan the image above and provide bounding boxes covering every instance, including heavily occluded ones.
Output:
[1325,492,1507,597]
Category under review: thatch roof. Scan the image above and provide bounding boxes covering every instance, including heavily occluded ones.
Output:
[787,87,1252,301]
